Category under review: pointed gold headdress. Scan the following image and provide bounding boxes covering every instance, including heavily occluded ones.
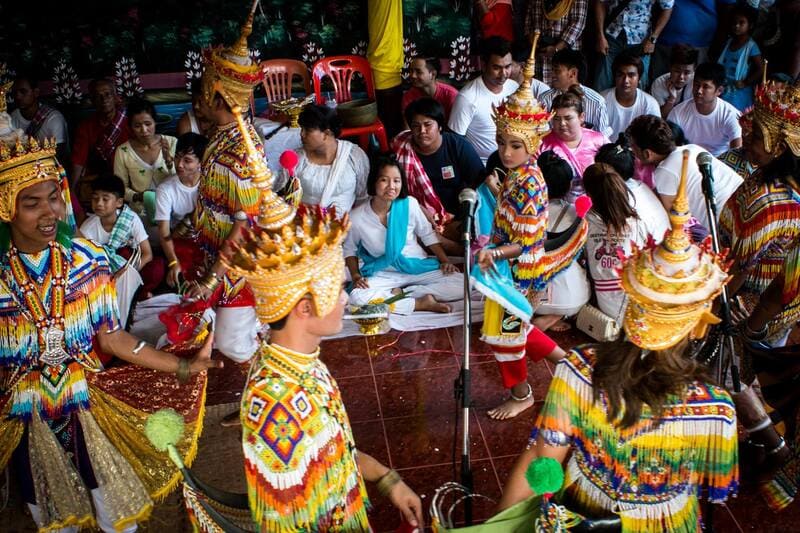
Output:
[0,137,64,222]
[201,0,263,110]
[493,31,552,154]
[619,150,730,350]
[744,76,800,157]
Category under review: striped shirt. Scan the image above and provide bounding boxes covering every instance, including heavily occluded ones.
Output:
[540,84,614,138]
[524,0,588,82]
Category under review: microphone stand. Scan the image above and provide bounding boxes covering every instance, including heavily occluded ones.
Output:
[699,165,741,533]
[454,210,474,525]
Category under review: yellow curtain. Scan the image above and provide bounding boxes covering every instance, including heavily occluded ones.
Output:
[367,0,404,90]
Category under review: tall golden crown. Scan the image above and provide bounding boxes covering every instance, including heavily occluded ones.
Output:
[493,31,552,154]
[0,137,63,222]
[201,0,263,111]
[747,78,800,157]
[619,150,730,350]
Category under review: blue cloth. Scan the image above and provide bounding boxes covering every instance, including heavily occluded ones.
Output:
[660,0,737,47]
[470,257,533,321]
[358,197,440,276]
[475,182,497,241]
[718,38,760,111]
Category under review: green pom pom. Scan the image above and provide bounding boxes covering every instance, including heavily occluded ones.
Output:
[145,409,185,451]
[525,457,564,495]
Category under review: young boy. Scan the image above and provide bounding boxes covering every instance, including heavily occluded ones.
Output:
[650,44,699,118]
[80,174,160,326]
[155,132,208,287]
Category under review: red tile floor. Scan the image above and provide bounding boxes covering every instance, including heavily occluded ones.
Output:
[202,324,800,532]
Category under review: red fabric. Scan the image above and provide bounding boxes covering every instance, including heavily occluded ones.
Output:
[139,257,165,297]
[498,359,528,389]
[525,327,557,362]
[496,327,558,388]
[401,82,460,121]
[479,4,514,42]
[173,237,206,282]
[72,113,129,175]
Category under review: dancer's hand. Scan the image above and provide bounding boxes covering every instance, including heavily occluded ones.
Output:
[184,281,212,302]
[484,171,502,196]
[189,332,223,372]
[387,481,424,529]
[352,274,369,289]
[476,248,495,273]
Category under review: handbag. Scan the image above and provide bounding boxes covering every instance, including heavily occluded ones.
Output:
[576,303,620,342]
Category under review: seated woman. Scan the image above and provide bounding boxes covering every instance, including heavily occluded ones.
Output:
[539,85,609,202]
[344,156,462,314]
[176,79,214,136]
[582,163,650,325]
[393,97,486,254]
[498,172,738,531]
[113,96,177,217]
[533,151,590,332]
[274,104,369,214]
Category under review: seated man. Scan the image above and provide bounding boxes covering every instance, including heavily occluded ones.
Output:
[393,97,485,252]
[539,49,612,138]
[274,104,369,214]
[226,187,423,531]
[402,57,459,122]
[176,79,214,136]
[448,36,519,161]
[667,62,742,156]
[345,156,462,314]
[72,78,129,186]
[627,115,742,232]
[602,52,660,141]
[650,43,698,118]
[79,175,163,326]
[155,132,208,287]
[10,73,69,163]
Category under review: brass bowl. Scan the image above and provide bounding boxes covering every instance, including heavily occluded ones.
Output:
[337,98,378,128]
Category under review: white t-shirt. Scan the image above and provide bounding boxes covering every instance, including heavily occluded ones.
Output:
[626,178,670,243]
[603,88,661,141]
[80,212,149,248]
[11,107,69,146]
[343,196,440,271]
[667,98,742,156]
[155,175,199,228]
[649,73,694,107]
[652,144,743,230]
[448,77,519,160]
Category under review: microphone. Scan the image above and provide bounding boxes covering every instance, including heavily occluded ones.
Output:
[458,188,478,241]
[696,151,717,211]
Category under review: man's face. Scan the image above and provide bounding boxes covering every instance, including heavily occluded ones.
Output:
[12,80,37,110]
[91,191,123,218]
[11,181,63,251]
[483,53,513,91]
[408,59,436,89]
[745,124,778,167]
[693,78,722,106]
[91,82,117,115]
[306,289,348,337]
[615,65,640,96]
[630,138,658,165]
[176,151,202,180]
[551,64,577,90]
[409,114,442,151]
[669,64,695,89]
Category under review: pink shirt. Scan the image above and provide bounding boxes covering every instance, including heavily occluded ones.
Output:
[539,128,609,202]
[402,82,459,121]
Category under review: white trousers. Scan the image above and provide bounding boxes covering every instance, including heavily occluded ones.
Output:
[28,488,138,533]
[113,265,143,328]
[212,305,261,363]
[349,269,464,315]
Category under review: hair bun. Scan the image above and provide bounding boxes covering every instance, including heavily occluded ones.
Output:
[566,84,585,98]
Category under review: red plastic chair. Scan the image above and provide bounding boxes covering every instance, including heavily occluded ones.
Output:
[261,59,311,102]
[311,55,389,152]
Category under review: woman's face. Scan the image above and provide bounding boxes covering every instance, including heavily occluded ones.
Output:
[130,111,156,141]
[300,127,328,151]
[373,165,403,202]
[497,131,530,169]
[552,107,584,141]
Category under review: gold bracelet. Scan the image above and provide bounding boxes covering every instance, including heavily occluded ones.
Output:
[167,259,179,268]
[200,274,220,292]
[176,358,191,385]
[376,469,402,497]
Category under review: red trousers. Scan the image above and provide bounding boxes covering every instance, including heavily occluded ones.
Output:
[495,327,557,389]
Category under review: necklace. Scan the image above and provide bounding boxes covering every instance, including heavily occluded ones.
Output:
[6,241,69,366]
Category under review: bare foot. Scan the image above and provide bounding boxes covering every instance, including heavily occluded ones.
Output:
[550,319,571,332]
[487,395,535,420]
[415,294,452,313]
[533,314,563,332]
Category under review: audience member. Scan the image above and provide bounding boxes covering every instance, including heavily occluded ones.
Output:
[540,49,612,137]
[593,0,674,91]
[539,86,610,201]
[393,98,485,253]
[155,132,208,287]
[667,62,742,156]
[650,44,698,118]
[763,0,800,79]
[595,140,670,241]
[10,73,69,163]
[114,96,177,226]
[603,52,661,140]
[72,78,128,184]
[275,104,369,213]
[582,163,650,324]
[176,79,214,136]
[449,36,518,161]
[402,57,459,123]
[717,4,763,111]
[524,0,588,82]
[79,175,160,326]
[627,115,743,232]
[532,150,590,331]
[473,0,514,42]
[509,40,550,95]
[344,156,462,314]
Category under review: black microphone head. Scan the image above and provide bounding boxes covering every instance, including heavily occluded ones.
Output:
[458,188,477,205]
[696,151,713,168]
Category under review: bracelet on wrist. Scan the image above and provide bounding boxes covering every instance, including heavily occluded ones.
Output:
[132,340,147,356]
[376,469,402,497]
[492,248,503,260]
[167,259,179,268]
[176,358,191,384]
[743,320,768,341]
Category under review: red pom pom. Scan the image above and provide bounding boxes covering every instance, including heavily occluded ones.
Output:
[279,150,299,176]
[574,195,592,218]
